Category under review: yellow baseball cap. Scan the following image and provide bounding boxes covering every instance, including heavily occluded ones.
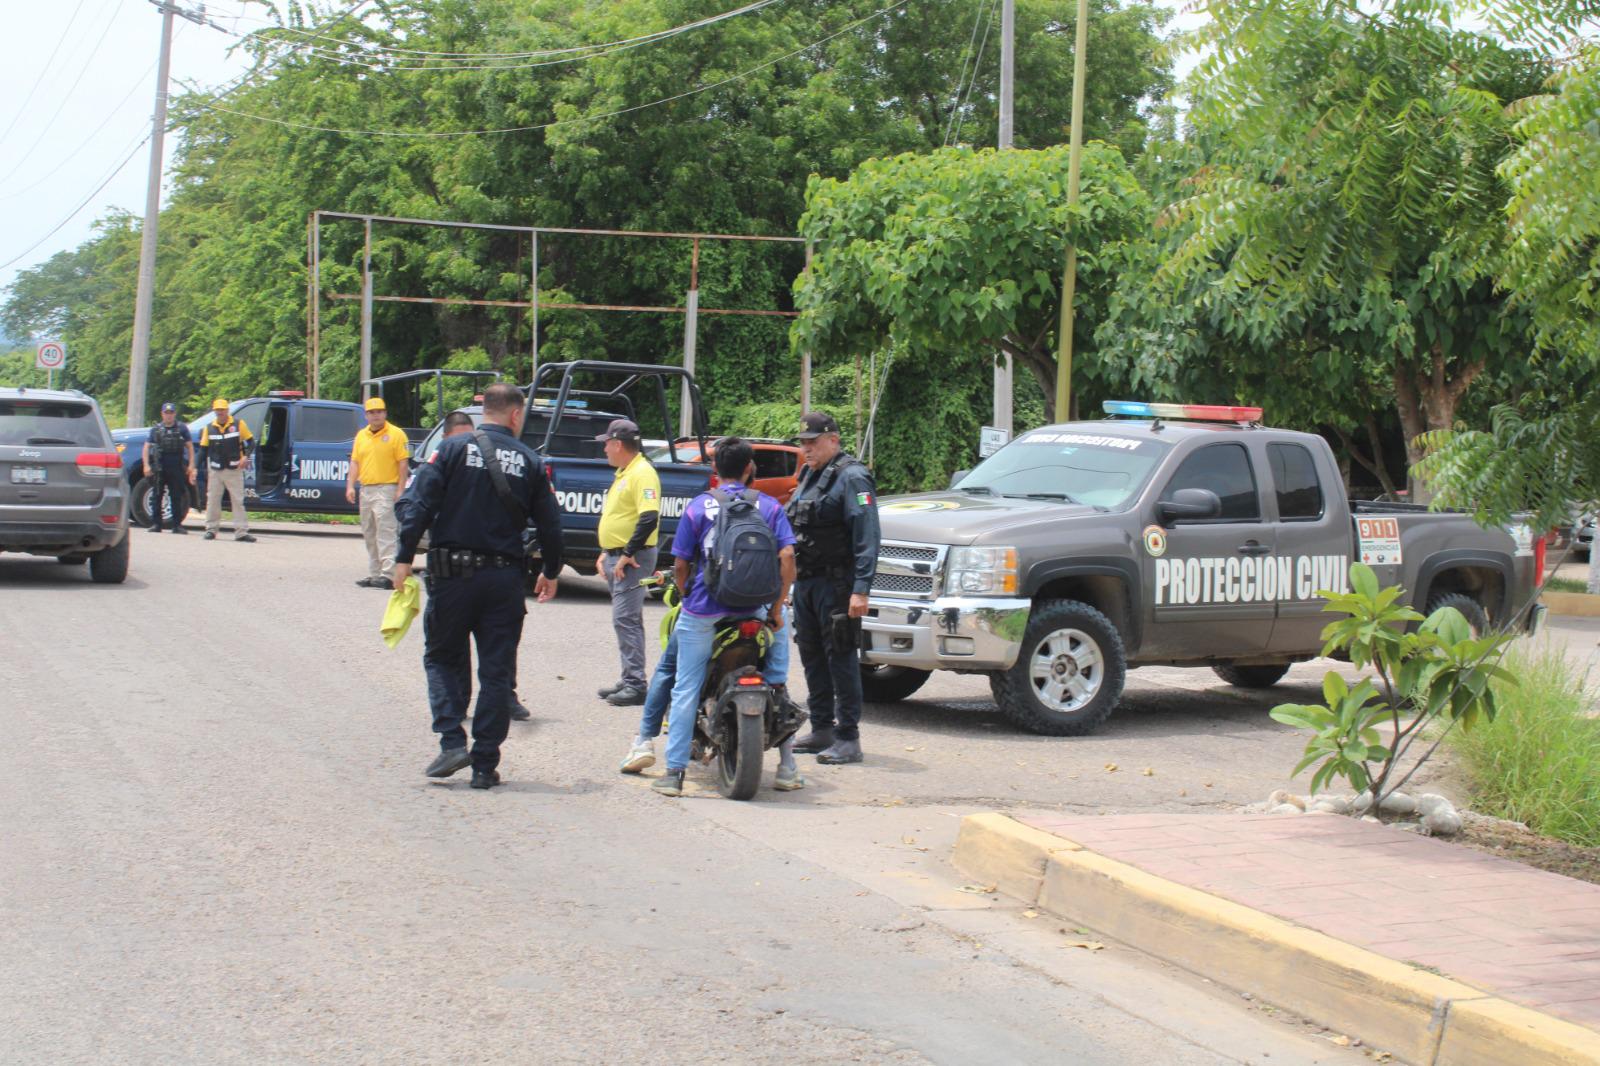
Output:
[212,398,229,410]
[364,397,387,411]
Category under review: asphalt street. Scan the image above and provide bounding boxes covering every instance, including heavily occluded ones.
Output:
[1,528,1378,1065]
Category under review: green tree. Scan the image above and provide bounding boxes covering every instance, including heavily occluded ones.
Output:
[1153,0,1560,497]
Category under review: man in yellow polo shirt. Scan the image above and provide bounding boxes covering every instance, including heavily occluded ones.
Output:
[346,397,410,589]
[594,418,662,706]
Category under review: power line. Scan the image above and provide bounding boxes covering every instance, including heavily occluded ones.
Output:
[201,0,789,75]
[944,0,993,147]
[949,0,1000,147]
[0,0,93,153]
[199,0,912,139]
[0,56,159,202]
[210,0,785,63]
[0,134,151,273]
[0,0,151,187]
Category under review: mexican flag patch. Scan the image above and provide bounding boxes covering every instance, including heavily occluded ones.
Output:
[642,488,658,501]
[856,491,873,506]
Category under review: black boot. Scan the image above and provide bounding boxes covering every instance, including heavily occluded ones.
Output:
[792,726,835,754]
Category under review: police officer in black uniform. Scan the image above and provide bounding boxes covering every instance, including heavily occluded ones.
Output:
[786,411,881,764]
[394,384,564,789]
[141,402,195,532]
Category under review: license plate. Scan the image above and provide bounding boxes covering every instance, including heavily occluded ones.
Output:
[10,467,46,484]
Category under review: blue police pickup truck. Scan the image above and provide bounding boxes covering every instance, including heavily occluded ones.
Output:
[411,361,715,575]
[112,391,366,527]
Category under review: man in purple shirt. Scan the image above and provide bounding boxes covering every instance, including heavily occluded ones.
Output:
[652,438,798,797]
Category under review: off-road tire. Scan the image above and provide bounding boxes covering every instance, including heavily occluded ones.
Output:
[989,599,1126,736]
[859,664,932,703]
[1425,592,1489,637]
[1211,662,1292,689]
[716,706,765,801]
[89,534,130,584]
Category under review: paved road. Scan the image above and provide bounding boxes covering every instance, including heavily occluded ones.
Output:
[1,530,1376,1064]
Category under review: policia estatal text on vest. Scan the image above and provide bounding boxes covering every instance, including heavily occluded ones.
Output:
[393,384,565,790]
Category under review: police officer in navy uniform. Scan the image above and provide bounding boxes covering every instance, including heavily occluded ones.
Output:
[394,384,564,789]
[141,402,195,532]
[786,411,881,764]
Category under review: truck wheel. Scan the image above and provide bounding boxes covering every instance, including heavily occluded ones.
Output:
[859,664,931,703]
[131,475,189,529]
[1211,663,1291,689]
[1425,592,1488,637]
[989,600,1126,736]
[89,535,130,585]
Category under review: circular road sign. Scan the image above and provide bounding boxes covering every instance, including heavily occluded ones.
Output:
[36,341,66,371]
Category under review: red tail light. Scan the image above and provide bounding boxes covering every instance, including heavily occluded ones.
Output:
[1534,534,1547,585]
[76,452,122,477]
[736,676,765,686]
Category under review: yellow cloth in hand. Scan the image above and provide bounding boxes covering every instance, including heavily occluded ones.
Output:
[381,576,422,648]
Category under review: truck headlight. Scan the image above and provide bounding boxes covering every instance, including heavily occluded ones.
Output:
[945,546,1019,595]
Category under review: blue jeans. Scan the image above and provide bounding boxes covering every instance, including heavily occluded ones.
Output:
[656,607,793,772]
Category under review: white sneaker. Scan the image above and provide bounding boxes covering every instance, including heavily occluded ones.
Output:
[774,765,806,791]
[620,742,656,774]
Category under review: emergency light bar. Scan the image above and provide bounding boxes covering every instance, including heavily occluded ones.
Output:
[268,390,305,398]
[1102,400,1263,422]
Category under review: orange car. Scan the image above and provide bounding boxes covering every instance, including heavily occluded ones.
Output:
[653,437,802,504]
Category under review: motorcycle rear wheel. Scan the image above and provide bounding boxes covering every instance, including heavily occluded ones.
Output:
[716,707,765,801]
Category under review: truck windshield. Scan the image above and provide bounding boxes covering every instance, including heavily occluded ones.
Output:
[959,430,1169,509]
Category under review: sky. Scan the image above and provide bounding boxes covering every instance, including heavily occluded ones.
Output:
[0,0,1206,303]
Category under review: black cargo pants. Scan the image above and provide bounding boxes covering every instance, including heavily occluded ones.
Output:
[793,575,864,741]
[422,566,527,771]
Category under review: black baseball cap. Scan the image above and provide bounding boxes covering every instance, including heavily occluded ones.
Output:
[595,418,641,442]
[160,402,176,413]
[796,411,841,440]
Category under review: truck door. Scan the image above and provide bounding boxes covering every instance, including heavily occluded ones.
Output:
[1140,441,1277,659]
[1267,440,1352,653]
[253,403,291,500]
[287,404,362,511]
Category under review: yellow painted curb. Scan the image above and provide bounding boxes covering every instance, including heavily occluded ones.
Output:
[1437,998,1600,1066]
[1541,590,1600,618]
[954,813,1600,1066]
[951,812,1081,903]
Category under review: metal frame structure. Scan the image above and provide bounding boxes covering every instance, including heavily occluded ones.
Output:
[307,211,814,436]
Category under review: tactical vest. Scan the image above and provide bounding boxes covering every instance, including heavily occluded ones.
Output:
[787,452,866,574]
[207,419,245,469]
[151,421,186,461]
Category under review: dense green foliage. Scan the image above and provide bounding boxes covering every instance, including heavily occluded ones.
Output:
[2,0,1172,466]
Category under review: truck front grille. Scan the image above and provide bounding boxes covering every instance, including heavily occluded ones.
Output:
[872,540,946,600]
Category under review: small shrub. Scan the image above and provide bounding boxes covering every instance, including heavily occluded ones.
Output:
[1452,645,1600,847]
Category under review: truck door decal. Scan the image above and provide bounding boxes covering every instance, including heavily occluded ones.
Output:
[1154,553,1348,606]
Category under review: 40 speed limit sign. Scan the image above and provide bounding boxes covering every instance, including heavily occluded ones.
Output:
[35,340,66,371]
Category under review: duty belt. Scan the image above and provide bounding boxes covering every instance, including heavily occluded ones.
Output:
[426,548,523,578]
[798,563,851,581]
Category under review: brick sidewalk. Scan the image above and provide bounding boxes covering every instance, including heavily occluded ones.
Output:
[1015,812,1600,1032]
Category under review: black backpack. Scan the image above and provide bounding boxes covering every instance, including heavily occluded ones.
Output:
[703,488,782,609]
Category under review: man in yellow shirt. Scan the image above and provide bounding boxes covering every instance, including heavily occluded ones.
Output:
[347,396,410,589]
[199,398,256,542]
[594,418,662,706]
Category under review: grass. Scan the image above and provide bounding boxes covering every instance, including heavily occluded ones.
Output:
[1544,576,1594,594]
[1451,644,1600,847]
[251,510,360,525]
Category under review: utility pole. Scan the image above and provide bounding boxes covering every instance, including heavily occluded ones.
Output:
[1054,0,1089,423]
[127,1,207,429]
[993,0,1015,436]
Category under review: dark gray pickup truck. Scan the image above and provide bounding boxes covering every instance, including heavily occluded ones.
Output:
[859,403,1545,736]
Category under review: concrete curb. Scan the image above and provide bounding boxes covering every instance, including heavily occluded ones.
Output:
[953,813,1600,1066]
[1542,590,1600,618]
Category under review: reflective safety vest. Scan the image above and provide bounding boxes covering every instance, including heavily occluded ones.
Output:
[202,418,250,470]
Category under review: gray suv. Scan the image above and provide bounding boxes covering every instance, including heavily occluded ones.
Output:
[0,387,130,583]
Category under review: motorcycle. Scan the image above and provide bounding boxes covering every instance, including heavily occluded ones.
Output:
[647,573,807,800]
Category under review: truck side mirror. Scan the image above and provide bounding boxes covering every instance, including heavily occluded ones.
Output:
[949,469,970,489]
[1157,488,1222,525]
